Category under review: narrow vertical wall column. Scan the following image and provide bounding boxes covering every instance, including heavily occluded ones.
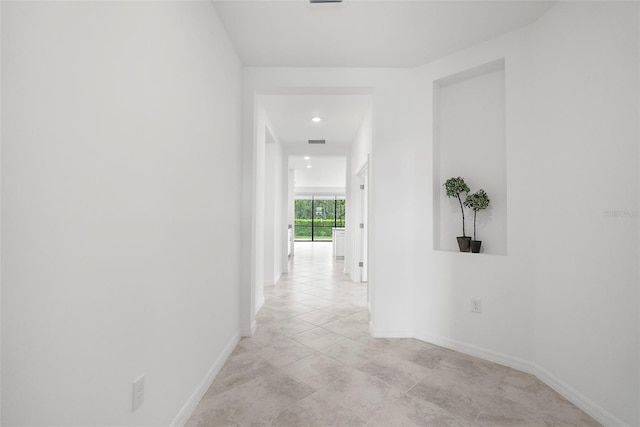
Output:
[240,93,257,336]
[0,2,3,423]
[638,3,640,420]
[263,131,275,290]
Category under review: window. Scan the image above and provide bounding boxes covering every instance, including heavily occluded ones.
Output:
[294,197,345,241]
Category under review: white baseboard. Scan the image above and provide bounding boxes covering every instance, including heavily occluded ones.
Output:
[170,332,240,427]
[241,319,257,337]
[255,295,265,313]
[413,331,535,374]
[370,327,413,338]
[264,273,282,287]
[535,365,629,427]
[413,331,628,427]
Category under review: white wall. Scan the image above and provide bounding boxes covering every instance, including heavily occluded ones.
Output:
[0,2,3,422]
[295,187,345,196]
[263,126,284,286]
[251,102,267,312]
[293,156,347,190]
[351,107,373,177]
[264,131,276,286]
[414,2,639,425]
[273,137,285,281]
[254,101,286,309]
[370,70,425,336]
[414,26,536,369]
[1,2,243,425]
[287,168,295,260]
[532,3,639,425]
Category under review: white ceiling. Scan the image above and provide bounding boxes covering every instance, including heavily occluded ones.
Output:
[231,0,555,189]
[290,155,347,189]
[260,93,372,146]
[212,0,556,68]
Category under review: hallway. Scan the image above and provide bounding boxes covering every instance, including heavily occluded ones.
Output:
[186,243,598,426]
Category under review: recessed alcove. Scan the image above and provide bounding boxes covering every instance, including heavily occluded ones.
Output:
[433,59,507,255]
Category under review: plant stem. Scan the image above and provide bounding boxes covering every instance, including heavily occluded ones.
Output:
[457,194,466,237]
[473,210,477,241]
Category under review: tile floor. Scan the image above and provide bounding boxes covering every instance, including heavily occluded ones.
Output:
[186,243,600,426]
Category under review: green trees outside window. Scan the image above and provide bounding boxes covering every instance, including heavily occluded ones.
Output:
[294,197,345,241]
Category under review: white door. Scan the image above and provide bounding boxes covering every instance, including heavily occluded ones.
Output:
[358,167,368,283]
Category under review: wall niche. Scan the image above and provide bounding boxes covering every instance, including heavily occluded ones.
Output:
[433,59,507,255]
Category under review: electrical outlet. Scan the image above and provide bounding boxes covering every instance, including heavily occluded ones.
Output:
[132,375,145,411]
[471,298,482,313]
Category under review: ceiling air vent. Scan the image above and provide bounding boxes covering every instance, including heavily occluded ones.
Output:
[310,0,342,3]
[308,139,326,144]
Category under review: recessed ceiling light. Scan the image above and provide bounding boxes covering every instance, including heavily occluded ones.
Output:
[304,156,310,160]
[311,117,322,123]
[306,165,312,168]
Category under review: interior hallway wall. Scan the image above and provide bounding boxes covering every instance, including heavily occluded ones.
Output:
[0,2,4,422]
[249,101,283,315]
[532,2,639,425]
[263,130,275,286]
[1,2,243,425]
[414,2,639,425]
[413,24,536,387]
[273,134,285,280]
[263,126,284,287]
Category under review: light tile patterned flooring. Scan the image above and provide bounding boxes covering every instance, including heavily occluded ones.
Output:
[187,243,600,426]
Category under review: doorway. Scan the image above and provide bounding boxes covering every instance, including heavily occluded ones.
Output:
[243,89,373,337]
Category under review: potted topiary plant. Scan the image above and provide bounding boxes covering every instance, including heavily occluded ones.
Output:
[464,189,490,253]
[443,177,471,252]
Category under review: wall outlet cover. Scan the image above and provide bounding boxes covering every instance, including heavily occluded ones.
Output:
[132,375,145,411]
[471,298,482,313]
